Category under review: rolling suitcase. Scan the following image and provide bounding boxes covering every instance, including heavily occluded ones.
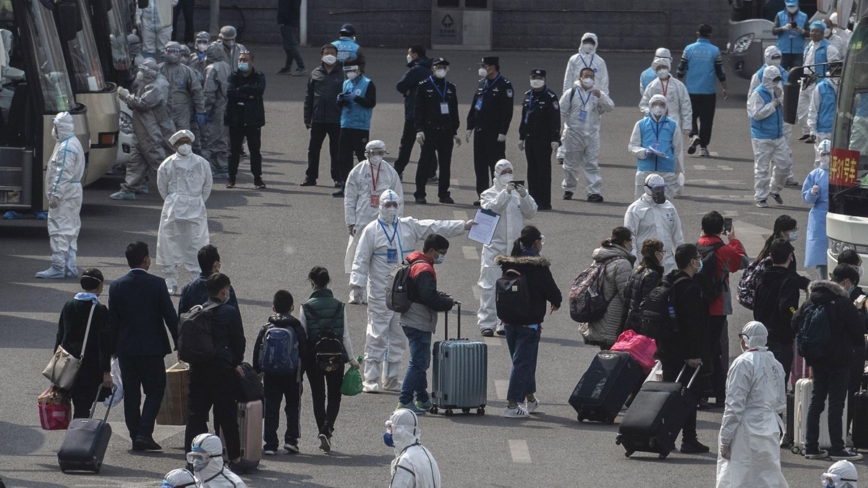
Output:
[569,351,642,424]
[218,399,263,470]
[616,365,700,460]
[792,364,849,454]
[430,302,488,416]
[58,387,116,473]
[852,375,868,452]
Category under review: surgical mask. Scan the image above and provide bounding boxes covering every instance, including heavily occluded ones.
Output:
[177,144,192,156]
[530,79,545,89]
[787,6,798,13]
[223,39,235,48]
[434,69,447,79]
[237,62,249,72]
[369,155,383,165]
[499,173,514,185]
[136,71,144,82]
[656,69,669,79]
[322,54,337,65]
[346,71,358,80]
[788,230,799,242]
[650,106,665,117]
[406,54,413,63]
[825,28,832,38]
[166,52,179,63]
[478,67,488,77]
[434,253,445,265]
[769,57,782,67]
[383,432,394,447]
[381,208,398,224]
[581,78,594,89]
[581,43,594,54]
[820,155,830,169]
[696,258,704,272]
[196,42,208,52]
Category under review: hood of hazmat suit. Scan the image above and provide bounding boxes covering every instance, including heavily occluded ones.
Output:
[388,409,441,488]
[187,434,247,488]
[823,460,858,488]
[624,173,684,274]
[162,468,197,488]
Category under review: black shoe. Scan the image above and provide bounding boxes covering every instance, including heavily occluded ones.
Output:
[798,134,811,141]
[318,433,331,453]
[828,448,863,461]
[300,178,316,187]
[480,328,494,337]
[772,193,783,204]
[587,194,604,203]
[334,180,343,188]
[277,66,291,75]
[679,439,710,454]
[225,178,236,189]
[428,176,438,183]
[415,197,427,204]
[805,448,829,459]
[439,195,454,204]
[254,177,266,189]
[804,135,817,144]
[473,200,481,206]
[332,189,344,198]
[563,191,573,200]
[133,435,162,452]
[229,458,258,473]
[538,204,552,210]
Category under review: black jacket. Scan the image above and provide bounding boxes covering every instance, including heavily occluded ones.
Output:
[494,254,562,326]
[178,272,238,315]
[753,265,802,345]
[655,271,710,370]
[793,280,864,369]
[304,62,344,125]
[849,285,868,363]
[467,74,514,135]
[203,299,246,368]
[252,314,308,374]
[226,68,266,127]
[277,0,300,25]
[55,299,112,374]
[108,269,179,357]
[518,86,560,142]
[414,77,460,135]
[619,264,663,333]
[396,57,433,120]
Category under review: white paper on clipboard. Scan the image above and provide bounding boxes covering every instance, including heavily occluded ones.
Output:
[467,208,500,245]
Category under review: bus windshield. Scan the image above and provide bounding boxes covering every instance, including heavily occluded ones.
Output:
[66,0,105,93]
[23,0,74,112]
[106,0,131,71]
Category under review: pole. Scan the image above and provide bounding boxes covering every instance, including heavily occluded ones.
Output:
[209,0,220,37]
[300,0,308,46]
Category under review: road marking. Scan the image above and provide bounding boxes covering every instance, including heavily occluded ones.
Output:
[451,178,460,186]
[495,379,509,399]
[509,439,532,463]
[462,246,478,260]
[694,164,708,170]
[484,337,501,347]
[722,210,739,217]
[688,179,743,185]
[453,210,469,220]
[472,285,481,300]
[718,165,733,171]
[710,151,720,157]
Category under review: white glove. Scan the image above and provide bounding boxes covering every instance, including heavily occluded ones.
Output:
[517,185,528,197]
[517,140,525,151]
[774,86,784,98]
[416,131,425,145]
[350,357,361,369]
[464,220,477,231]
[551,141,559,150]
[497,134,507,143]
[117,87,130,99]
[811,184,820,195]
[350,285,364,303]
[348,224,355,236]
[49,195,60,209]
[506,182,515,194]
[465,129,472,143]
[453,135,462,147]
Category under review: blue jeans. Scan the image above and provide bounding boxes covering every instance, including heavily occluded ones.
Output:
[505,324,540,404]
[807,365,850,452]
[399,327,432,405]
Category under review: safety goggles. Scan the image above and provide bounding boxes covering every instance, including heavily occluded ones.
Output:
[342,66,359,72]
[646,184,666,192]
[165,48,181,55]
[382,201,399,209]
[367,149,386,157]
[185,447,214,467]
[822,473,858,487]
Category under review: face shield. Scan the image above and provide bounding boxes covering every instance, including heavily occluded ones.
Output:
[185,446,215,472]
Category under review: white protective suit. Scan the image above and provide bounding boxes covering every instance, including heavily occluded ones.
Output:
[749,66,792,203]
[808,77,839,167]
[187,434,247,488]
[797,41,839,136]
[749,46,796,185]
[215,26,247,73]
[559,78,614,196]
[628,95,684,199]
[36,112,86,279]
[716,321,787,488]
[830,12,852,48]
[162,468,197,488]
[344,141,404,275]
[477,160,537,332]
[388,409,441,488]
[350,189,467,392]
[155,130,213,292]
[136,0,176,58]
[160,42,206,131]
[559,32,609,161]
[823,460,859,488]
[639,48,671,97]
[201,43,231,176]
[623,174,684,274]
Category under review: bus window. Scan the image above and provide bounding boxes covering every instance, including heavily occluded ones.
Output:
[23,0,73,112]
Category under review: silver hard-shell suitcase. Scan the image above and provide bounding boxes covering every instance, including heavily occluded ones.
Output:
[430,302,488,416]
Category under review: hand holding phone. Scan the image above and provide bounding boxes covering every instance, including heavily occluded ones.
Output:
[512,180,525,187]
[724,217,733,234]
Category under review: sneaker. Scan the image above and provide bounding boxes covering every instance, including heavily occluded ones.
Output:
[397,402,427,415]
[699,147,710,157]
[525,397,540,413]
[254,177,266,189]
[587,193,604,203]
[229,458,258,473]
[439,195,454,204]
[277,67,291,75]
[798,134,811,141]
[293,68,308,76]
[318,433,331,453]
[332,189,344,198]
[780,434,793,449]
[109,190,136,200]
[687,135,700,155]
[428,176,439,183]
[415,197,427,204]
[772,193,783,204]
[225,178,236,189]
[805,448,829,459]
[504,405,530,418]
[756,200,768,208]
[679,439,710,454]
[495,323,505,336]
[805,135,817,144]
[334,180,343,188]
[300,178,317,186]
[563,191,573,200]
[284,442,300,454]
[415,399,434,411]
[785,178,800,187]
[263,449,277,456]
[829,449,863,461]
[481,328,494,337]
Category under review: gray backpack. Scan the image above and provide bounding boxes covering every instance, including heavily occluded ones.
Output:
[385,258,426,313]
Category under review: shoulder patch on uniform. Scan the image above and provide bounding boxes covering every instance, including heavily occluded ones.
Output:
[506,89,513,98]
[553,100,559,109]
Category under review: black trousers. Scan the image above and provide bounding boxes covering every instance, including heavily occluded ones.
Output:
[185,363,241,460]
[848,358,863,431]
[472,130,505,196]
[394,119,416,177]
[708,316,728,402]
[337,128,368,184]
[305,357,344,436]
[171,0,195,43]
[689,94,716,148]
[415,130,453,199]
[780,53,803,72]
[661,362,701,442]
[263,373,302,450]
[118,355,166,440]
[229,126,262,179]
[70,362,103,419]
[307,122,340,181]
[525,135,553,208]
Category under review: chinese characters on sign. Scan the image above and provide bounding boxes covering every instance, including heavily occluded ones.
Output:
[830,147,860,187]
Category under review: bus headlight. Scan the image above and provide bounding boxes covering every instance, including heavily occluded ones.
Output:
[829,238,854,259]
[732,33,754,54]
[119,111,133,134]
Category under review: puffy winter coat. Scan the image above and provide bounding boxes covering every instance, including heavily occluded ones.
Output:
[619,264,663,334]
[584,243,636,347]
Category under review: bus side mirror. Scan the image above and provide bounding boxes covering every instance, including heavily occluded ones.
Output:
[783,68,802,125]
[55,0,81,42]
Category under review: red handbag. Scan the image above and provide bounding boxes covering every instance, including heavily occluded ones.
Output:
[611,330,657,374]
[38,386,71,430]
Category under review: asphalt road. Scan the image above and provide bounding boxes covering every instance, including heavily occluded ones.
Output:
[0,44,857,487]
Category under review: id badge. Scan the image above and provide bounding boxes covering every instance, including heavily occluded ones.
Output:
[578,110,588,122]
[370,194,379,208]
[474,98,483,111]
[440,103,449,114]
[387,249,398,264]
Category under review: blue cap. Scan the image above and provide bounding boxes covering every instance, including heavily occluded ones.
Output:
[811,20,827,31]
[340,24,356,36]
[785,0,798,6]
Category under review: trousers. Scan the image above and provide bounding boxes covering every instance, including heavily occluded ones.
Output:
[171,0,195,44]
[562,129,602,196]
[305,356,344,436]
[263,373,302,450]
[229,126,262,179]
[505,324,540,404]
[662,362,701,441]
[752,136,792,201]
[306,122,340,181]
[118,355,166,440]
[415,130,453,199]
[472,130,505,196]
[806,365,849,452]
[394,119,417,177]
[399,326,433,405]
[337,128,368,184]
[525,135,553,207]
[280,24,305,70]
[185,362,241,460]
[689,93,717,148]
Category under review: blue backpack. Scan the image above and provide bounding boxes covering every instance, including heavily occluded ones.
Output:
[258,326,300,375]
[796,302,834,361]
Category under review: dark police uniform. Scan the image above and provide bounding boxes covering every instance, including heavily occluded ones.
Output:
[467,56,514,198]
[414,58,460,202]
[518,69,561,210]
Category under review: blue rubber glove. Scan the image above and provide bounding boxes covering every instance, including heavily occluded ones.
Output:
[344,92,356,103]
[196,113,207,126]
[336,93,345,104]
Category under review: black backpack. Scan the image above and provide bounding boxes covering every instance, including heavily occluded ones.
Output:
[386,259,427,313]
[496,269,533,324]
[640,276,690,340]
[177,302,221,364]
[695,242,725,302]
[795,301,835,361]
[306,304,346,372]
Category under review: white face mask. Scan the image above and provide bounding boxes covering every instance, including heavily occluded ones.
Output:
[656,69,669,79]
[177,143,192,156]
[434,69,447,79]
[498,173,514,185]
[478,67,488,77]
[406,54,413,63]
[369,155,383,165]
[825,28,832,38]
[381,208,398,224]
[322,54,337,65]
[820,155,830,169]
[651,106,666,117]
[770,57,782,67]
[530,79,545,89]
[196,42,207,52]
[136,71,144,82]
[787,6,798,13]
[581,78,594,89]
[581,43,594,54]
[346,71,358,80]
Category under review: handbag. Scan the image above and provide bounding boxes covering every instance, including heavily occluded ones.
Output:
[235,362,264,402]
[42,304,96,391]
[611,329,658,374]
[38,386,71,430]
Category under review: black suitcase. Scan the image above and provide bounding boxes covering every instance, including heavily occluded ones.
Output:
[616,365,700,459]
[852,375,868,451]
[58,387,115,473]
[783,390,795,447]
[569,351,642,424]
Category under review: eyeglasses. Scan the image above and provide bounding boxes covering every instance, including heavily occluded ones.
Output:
[738,333,749,340]
[383,202,399,209]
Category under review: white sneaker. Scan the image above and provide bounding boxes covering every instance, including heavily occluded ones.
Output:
[525,397,540,414]
[504,405,530,418]
[362,382,380,393]
[263,449,276,456]
[495,323,505,336]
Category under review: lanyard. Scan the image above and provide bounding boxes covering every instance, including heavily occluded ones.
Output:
[524,91,535,124]
[651,116,665,141]
[369,162,381,192]
[378,220,398,246]
[429,76,448,101]
[660,79,669,97]
[482,74,501,95]
[575,87,592,109]
[580,54,595,70]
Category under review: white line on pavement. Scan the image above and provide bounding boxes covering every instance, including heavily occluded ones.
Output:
[495,379,508,399]
[509,439,532,463]
[710,152,721,157]
[693,165,708,170]
[451,178,460,186]
[718,165,733,170]
[462,246,479,260]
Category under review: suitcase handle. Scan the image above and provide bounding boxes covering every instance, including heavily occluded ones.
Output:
[444,301,461,340]
[675,363,702,390]
[90,385,117,422]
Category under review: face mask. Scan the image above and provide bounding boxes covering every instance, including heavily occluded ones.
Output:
[860,265,865,278]
[346,71,358,80]
[697,258,704,273]
[237,62,249,72]
[657,69,669,79]
[499,173,514,185]
[166,52,179,63]
[434,253,445,265]
[196,42,207,52]
[769,57,782,67]
[381,208,398,224]
[581,78,594,89]
[530,79,545,89]
[581,43,594,54]
[322,54,337,65]
[478,67,488,77]
[383,432,394,447]
[406,54,413,63]
[223,39,235,48]
[787,6,798,13]
[820,155,830,169]
[788,230,799,242]
[369,155,383,165]
[434,69,447,79]
[825,28,832,38]
[185,451,211,472]
[649,186,666,204]
[650,106,666,117]
[136,71,144,82]
[177,143,192,156]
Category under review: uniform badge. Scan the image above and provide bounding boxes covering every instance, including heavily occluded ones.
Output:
[506,89,513,98]
[355,89,362,95]
[553,101,559,109]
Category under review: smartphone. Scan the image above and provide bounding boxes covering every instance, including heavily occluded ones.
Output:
[790,21,798,28]
[856,295,867,308]
[724,217,733,234]
[512,180,525,187]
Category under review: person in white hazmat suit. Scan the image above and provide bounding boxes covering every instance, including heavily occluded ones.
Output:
[350,189,474,393]
[830,12,852,48]
[186,434,247,488]
[160,41,206,132]
[559,68,614,201]
[822,460,859,488]
[749,66,793,208]
[155,130,213,295]
[344,139,403,304]
[623,174,685,274]
[639,48,671,97]
[136,0,175,59]
[36,112,86,279]
[716,321,787,488]
[200,43,232,178]
[161,468,197,488]
[477,159,537,336]
[639,57,692,196]
[385,408,441,488]
[559,32,609,163]
[629,94,684,199]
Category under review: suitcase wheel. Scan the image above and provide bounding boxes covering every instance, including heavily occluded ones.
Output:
[445,409,453,416]
[791,446,801,455]
[429,406,438,414]
[462,408,470,414]
[477,408,485,415]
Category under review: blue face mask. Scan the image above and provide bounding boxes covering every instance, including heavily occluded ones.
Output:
[238,62,249,72]
[434,253,445,265]
[383,432,394,447]
[697,258,704,273]
[788,230,799,242]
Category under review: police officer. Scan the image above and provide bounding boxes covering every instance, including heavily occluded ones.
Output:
[414,58,461,205]
[466,56,514,205]
[518,69,560,211]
